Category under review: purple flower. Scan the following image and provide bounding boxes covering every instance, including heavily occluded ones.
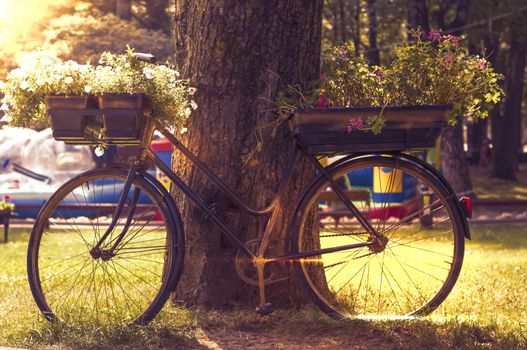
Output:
[316,95,330,108]
[338,47,349,60]
[348,117,364,133]
[427,30,442,42]
[374,68,384,82]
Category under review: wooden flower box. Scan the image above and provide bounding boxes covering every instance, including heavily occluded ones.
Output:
[288,105,450,154]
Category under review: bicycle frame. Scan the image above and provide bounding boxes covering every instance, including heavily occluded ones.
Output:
[93,118,379,268]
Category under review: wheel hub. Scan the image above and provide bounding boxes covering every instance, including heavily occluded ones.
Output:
[90,247,115,261]
[368,235,389,253]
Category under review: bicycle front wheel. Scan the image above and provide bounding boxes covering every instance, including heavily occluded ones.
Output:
[292,155,465,319]
[27,168,184,325]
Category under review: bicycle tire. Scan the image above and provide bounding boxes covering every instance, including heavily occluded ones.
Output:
[291,155,465,319]
[27,168,184,325]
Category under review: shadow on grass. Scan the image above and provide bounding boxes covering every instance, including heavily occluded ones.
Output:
[197,308,526,350]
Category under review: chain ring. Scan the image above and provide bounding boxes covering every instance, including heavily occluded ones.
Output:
[234,239,275,286]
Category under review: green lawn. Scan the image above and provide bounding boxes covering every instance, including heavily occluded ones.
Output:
[1,225,526,349]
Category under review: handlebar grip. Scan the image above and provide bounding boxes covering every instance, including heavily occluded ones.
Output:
[132,53,157,64]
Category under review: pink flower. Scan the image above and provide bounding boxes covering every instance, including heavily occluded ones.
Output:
[3,195,11,202]
[477,58,487,70]
[427,30,442,42]
[443,52,454,70]
[316,95,330,108]
[348,117,364,133]
[442,34,460,48]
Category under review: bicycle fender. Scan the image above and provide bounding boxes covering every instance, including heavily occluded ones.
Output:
[136,168,186,290]
[394,153,471,240]
[337,153,472,240]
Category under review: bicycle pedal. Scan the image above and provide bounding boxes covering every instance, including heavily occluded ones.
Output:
[255,303,273,317]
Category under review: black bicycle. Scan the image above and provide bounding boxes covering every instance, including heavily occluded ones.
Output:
[27,59,470,325]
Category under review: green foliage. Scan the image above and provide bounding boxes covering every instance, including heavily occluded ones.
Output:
[322,43,384,107]
[277,31,504,133]
[386,30,504,123]
[0,201,14,211]
[42,3,176,64]
[1,49,195,130]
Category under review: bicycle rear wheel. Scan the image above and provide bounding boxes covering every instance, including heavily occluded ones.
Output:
[291,155,466,319]
[27,168,184,325]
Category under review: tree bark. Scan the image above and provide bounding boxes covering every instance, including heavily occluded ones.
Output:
[433,1,474,195]
[116,0,132,20]
[172,0,323,308]
[145,0,171,34]
[338,0,347,42]
[367,0,380,65]
[491,26,527,180]
[441,123,474,196]
[407,0,430,33]
[351,0,361,53]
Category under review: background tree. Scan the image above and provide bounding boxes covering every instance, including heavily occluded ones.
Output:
[172,1,323,307]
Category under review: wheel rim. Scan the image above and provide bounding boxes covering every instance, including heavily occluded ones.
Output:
[296,158,463,318]
[29,172,175,325]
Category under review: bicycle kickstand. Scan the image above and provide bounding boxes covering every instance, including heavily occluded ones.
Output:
[254,257,273,316]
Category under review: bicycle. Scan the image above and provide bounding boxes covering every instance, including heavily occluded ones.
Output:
[27,58,471,325]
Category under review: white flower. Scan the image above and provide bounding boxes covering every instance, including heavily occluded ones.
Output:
[184,107,192,117]
[143,67,156,79]
[0,103,9,111]
[175,70,181,77]
[180,127,188,134]
[0,114,12,122]
[84,85,92,93]
[19,81,29,90]
[35,78,45,86]
[64,76,74,84]
[188,87,197,95]
[94,146,105,157]
[190,100,198,110]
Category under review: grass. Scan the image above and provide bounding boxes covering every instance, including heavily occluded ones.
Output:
[470,165,527,201]
[1,224,527,349]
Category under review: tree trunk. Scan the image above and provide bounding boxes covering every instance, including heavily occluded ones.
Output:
[407,0,430,33]
[172,1,323,308]
[338,0,347,42]
[116,0,132,20]
[351,0,361,53]
[434,1,473,195]
[367,0,380,65]
[491,26,527,180]
[146,0,171,34]
[441,123,474,196]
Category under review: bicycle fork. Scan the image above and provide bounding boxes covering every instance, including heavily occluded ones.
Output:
[90,166,141,260]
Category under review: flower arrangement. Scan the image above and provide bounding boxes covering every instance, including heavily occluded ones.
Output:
[0,196,15,212]
[0,50,95,128]
[277,30,503,134]
[385,30,503,122]
[0,48,196,130]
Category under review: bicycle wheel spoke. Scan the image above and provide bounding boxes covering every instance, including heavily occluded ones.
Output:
[29,170,182,325]
[295,157,464,318]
